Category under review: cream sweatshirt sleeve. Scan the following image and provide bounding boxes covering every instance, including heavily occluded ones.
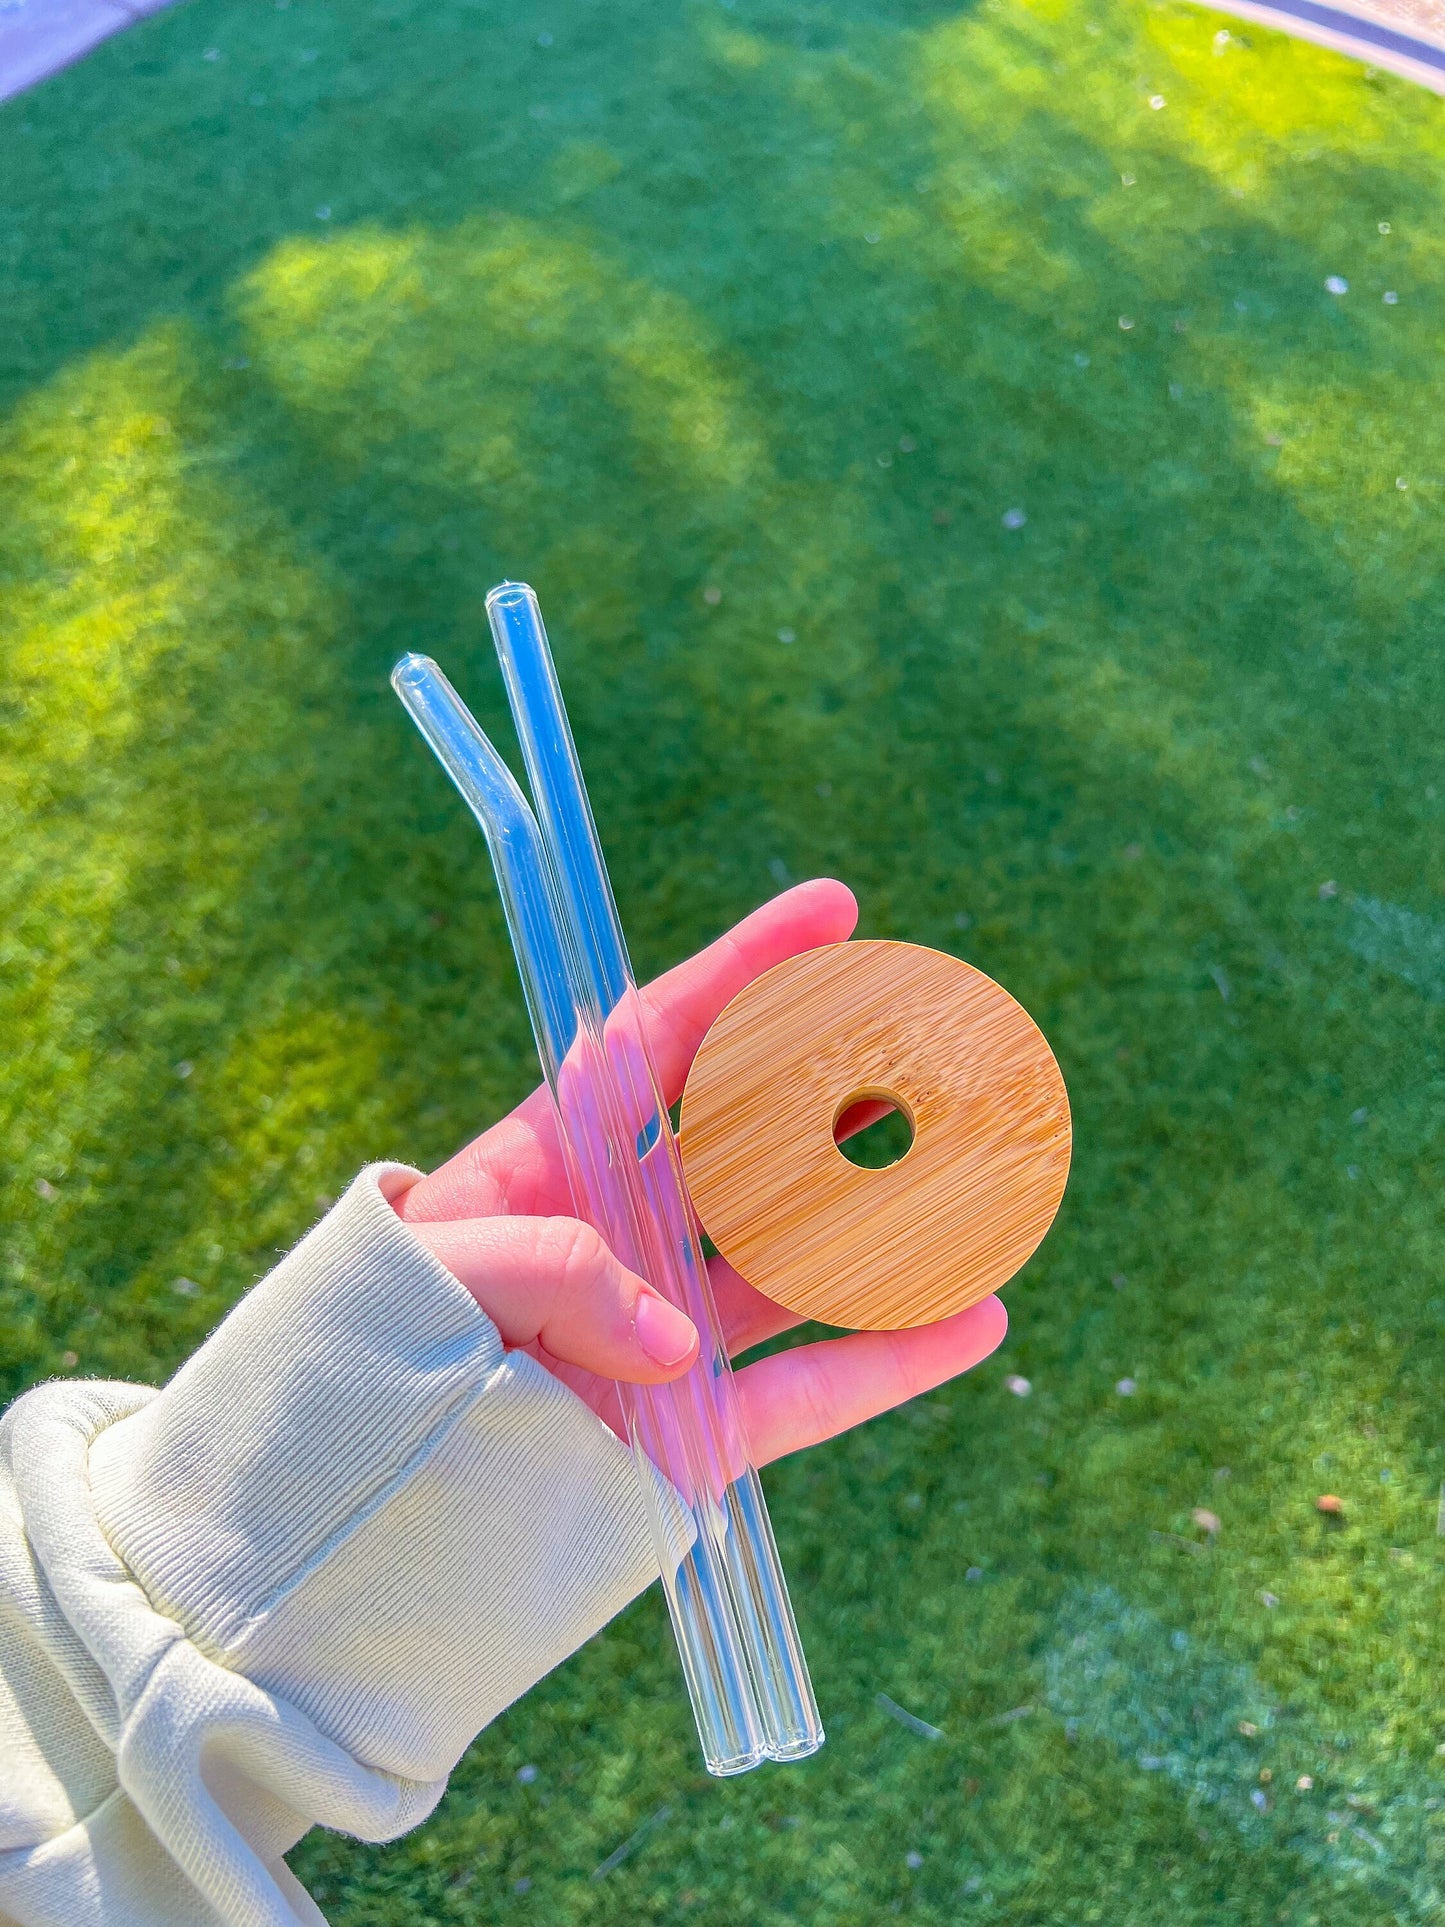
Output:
[0,1163,691,1927]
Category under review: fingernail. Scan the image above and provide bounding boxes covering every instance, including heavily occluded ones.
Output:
[635,1292,697,1367]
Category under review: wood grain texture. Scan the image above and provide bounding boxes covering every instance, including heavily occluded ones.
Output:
[678,941,1071,1331]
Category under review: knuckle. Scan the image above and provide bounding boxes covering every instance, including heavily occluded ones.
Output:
[543,1217,607,1291]
[792,1349,842,1448]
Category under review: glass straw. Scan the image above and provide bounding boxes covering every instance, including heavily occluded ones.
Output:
[393,597,823,1776]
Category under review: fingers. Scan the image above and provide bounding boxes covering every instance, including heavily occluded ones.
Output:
[411,1212,1006,1472]
[734,1296,1009,1467]
[397,879,858,1224]
[411,1216,700,1384]
[640,878,858,1107]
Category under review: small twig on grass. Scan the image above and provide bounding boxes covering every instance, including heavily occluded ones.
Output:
[591,1805,672,1880]
[876,1693,944,1740]
[1149,1529,1207,1556]
[987,1704,1035,1727]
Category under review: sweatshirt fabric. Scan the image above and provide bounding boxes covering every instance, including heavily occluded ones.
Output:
[0,1164,690,1927]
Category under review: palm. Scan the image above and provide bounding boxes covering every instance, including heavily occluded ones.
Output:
[397,881,1007,1465]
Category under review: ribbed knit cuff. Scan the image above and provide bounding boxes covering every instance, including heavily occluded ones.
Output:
[88,1164,506,1653]
[85,1165,690,1783]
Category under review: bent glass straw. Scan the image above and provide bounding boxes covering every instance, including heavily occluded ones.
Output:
[392,599,823,1776]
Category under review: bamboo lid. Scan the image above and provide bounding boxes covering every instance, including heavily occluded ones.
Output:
[678,940,1071,1331]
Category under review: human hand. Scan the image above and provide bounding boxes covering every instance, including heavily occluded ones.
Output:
[392,880,1007,1464]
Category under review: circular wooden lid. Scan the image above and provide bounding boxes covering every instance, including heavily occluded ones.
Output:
[678,940,1071,1331]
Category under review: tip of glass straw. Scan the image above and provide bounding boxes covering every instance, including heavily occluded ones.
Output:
[391,652,438,695]
[485,580,537,616]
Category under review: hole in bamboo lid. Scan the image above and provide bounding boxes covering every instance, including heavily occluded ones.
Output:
[833,1089,915,1170]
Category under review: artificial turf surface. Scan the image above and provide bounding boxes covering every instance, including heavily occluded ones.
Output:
[3,0,1445,1919]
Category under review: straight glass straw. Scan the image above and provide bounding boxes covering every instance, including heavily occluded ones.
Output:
[485,582,823,1768]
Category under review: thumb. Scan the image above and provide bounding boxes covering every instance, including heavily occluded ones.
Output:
[410,1215,700,1385]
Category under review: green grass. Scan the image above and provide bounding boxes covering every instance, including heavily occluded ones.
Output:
[3,0,1445,1919]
